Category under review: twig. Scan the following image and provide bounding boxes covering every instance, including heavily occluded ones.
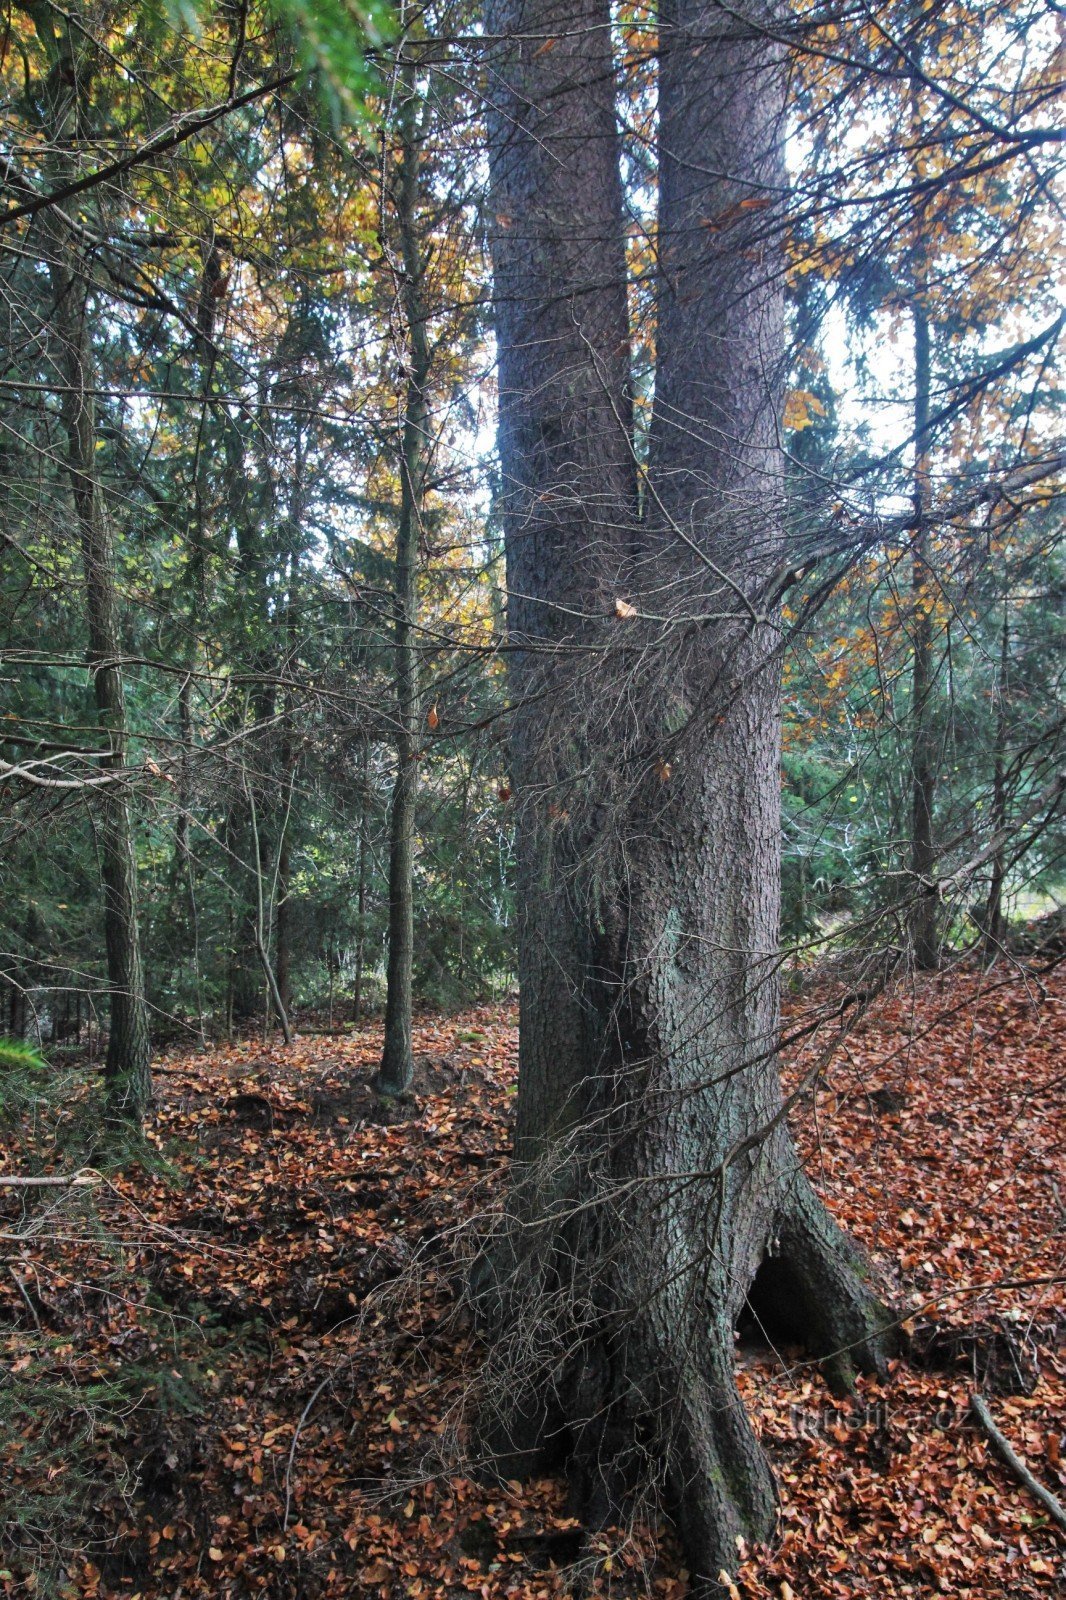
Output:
[7,1265,42,1329]
[969,1393,1066,1534]
[283,1375,333,1531]
[0,1171,99,1188]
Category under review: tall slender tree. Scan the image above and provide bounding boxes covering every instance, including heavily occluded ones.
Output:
[376,53,431,1095]
[33,8,152,1116]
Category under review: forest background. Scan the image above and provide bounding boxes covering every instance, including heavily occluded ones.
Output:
[0,0,1061,1070]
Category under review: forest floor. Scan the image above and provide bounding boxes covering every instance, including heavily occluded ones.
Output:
[1,962,1063,1600]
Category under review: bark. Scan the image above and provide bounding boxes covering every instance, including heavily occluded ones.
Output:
[376,61,431,1097]
[37,30,151,1118]
[982,605,1010,960]
[276,830,292,1015]
[176,676,205,1037]
[907,30,940,972]
[58,293,152,1115]
[276,437,305,1019]
[353,759,370,1024]
[480,0,895,1585]
[909,297,940,970]
[485,0,638,1160]
[222,409,280,1022]
[245,773,292,1045]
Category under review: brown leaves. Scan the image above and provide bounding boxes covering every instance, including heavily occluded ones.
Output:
[734,964,1065,1600]
[2,971,1061,1600]
[700,195,773,232]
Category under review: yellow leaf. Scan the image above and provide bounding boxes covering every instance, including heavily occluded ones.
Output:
[783,389,827,431]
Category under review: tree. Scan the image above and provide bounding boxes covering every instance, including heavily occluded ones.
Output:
[376,53,431,1095]
[29,4,152,1117]
[479,0,894,1584]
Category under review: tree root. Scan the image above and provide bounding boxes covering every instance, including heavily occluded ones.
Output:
[969,1393,1066,1534]
[747,1171,897,1393]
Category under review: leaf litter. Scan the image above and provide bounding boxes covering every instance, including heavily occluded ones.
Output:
[0,965,1062,1598]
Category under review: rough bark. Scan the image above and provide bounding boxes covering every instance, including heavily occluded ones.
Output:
[480,0,895,1586]
[353,751,371,1024]
[485,0,638,1160]
[222,407,280,1024]
[376,60,430,1097]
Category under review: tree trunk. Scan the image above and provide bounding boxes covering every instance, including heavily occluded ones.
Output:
[353,757,370,1024]
[276,827,292,1016]
[982,603,1011,959]
[276,545,303,1018]
[909,296,940,969]
[176,675,205,1038]
[376,60,430,1097]
[38,42,151,1116]
[906,28,940,972]
[479,0,894,1584]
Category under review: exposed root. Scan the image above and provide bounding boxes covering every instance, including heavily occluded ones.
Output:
[748,1171,897,1393]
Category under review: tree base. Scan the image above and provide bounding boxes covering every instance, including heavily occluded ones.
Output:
[473,1169,896,1590]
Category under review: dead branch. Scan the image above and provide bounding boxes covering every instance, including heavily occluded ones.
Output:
[969,1393,1066,1534]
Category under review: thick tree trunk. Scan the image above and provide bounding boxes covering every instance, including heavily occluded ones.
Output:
[485,0,638,1162]
[480,0,894,1585]
[377,61,430,1097]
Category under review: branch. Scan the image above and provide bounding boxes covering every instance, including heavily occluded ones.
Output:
[932,767,1066,896]
[770,445,1066,609]
[0,1171,100,1188]
[0,755,124,790]
[0,74,296,230]
[969,1394,1066,1534]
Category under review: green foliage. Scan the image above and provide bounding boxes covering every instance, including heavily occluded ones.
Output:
[0,1037,45,1082]
[269,0,394,128]
[0,1038,53,1130]
[166,0,394,127]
